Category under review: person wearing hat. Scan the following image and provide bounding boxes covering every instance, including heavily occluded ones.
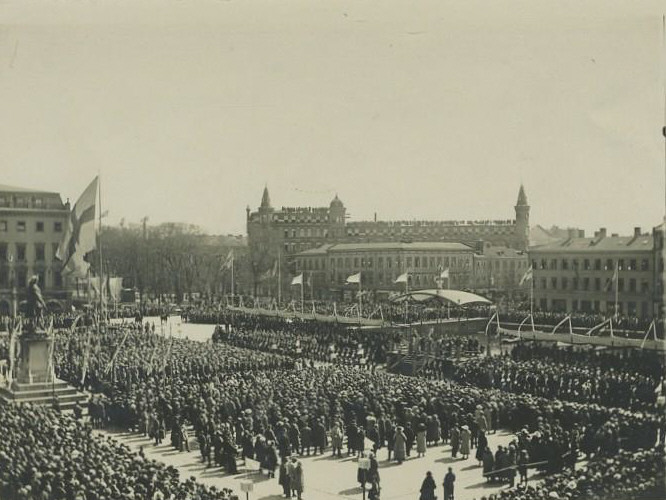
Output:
[393,426,407,464]
[288,456,304,500]
[460,425,471,460]
[416,423,427,458]
[278,457,291,498]
[450,425,460,459]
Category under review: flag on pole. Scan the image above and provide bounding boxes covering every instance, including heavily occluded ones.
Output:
[440,268,450,279]
[220,250,234,272]
[56,177,98,277]
[291,273,303,286]
[394,272,408,284]
[519,266,533,286]
[259,261,278,281]
[604,267,618,292]
[346,272,361,284]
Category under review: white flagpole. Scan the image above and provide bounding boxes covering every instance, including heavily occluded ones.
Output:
[358,274,362,321]
[277,250,282,305]
[614,260,619,320]
[300,281,304,314]
[98,174,104,326]
[231,253,235,299]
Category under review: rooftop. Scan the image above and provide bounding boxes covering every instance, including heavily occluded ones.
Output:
[296,241,474,256]
[530,234,654,253]
[0,183,58,195]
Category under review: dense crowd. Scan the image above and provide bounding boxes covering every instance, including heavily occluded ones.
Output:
[0,404,236,500]
[499,309,661,336]
[453,354,661,411]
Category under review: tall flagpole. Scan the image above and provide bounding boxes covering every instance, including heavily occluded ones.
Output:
[300,280,304,314]
[614,260,619,320]
[98,174,104,326]
[231,253,235,299]
[277,250,282,305]
[358,274,362,321]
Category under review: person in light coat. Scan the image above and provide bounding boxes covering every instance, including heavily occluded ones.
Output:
[393,426,407,464]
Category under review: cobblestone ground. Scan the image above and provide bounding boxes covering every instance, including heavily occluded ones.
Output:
[104,428,546,500]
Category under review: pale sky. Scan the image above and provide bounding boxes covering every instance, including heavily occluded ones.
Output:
[1,0,665,236]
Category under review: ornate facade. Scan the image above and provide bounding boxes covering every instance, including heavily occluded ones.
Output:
[246,185,530,295]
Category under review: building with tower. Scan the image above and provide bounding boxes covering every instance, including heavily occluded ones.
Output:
[246,184,530,296]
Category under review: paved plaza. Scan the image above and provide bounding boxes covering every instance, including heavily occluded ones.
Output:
[106,428,545,500]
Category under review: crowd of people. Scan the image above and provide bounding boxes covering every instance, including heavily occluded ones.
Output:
[1,300,664,500]
[453,354,661,411]
[0,404,237,500]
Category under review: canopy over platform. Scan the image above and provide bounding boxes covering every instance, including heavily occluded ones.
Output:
[391,289,493,306]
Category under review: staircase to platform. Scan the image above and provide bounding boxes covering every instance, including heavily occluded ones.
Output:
[0,379,89,413]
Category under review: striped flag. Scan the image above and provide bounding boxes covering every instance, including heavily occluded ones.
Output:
[604,267,618,292]
[56,177,98,277]
[291,273,303,286]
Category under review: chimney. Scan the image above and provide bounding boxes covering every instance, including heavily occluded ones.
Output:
[567,228,577,239]
[599,228,607,238]
[634,227,641,237]
[374,212,377,222]
[578,229,585,238]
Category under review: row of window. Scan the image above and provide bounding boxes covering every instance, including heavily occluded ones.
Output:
[324,271,464,287]
[0,196,55,209]
[540,298,651,317]
[0,243,60,263]
[532,257,650,272]
[0,268,62,289]
[536,276,650,293]
[0,220,63,233]
[298,255,472,271]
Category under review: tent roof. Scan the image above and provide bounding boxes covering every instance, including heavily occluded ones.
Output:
[391,288,492,306]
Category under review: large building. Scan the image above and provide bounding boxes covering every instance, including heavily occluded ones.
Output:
[294,241,476,301]
[528,227,661,318]
[246,184,530,295]
[0,184,71,315]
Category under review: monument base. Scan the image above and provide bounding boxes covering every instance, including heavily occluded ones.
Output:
[0,378,88,411]
[16,333,53,384]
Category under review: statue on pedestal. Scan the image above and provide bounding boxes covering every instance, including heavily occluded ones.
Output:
[25,275,47,334]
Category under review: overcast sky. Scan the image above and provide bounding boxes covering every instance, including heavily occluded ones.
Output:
[1,0,665,236]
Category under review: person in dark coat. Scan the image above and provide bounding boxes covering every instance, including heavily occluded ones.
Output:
[420,471,437,500]
[404,422,415,458]
[266,441,279,479]
[300,423,312,456]
[450,425,460,458]
[443,467,455,500]
[482,447,494,479]
[313,418,327,455]
[278,457,291,498]
[476,431,488,466]
[367,452,380,487]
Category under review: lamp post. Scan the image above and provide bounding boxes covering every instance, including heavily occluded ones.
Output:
[8,252,16,318]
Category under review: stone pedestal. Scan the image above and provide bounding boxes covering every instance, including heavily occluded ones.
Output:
[15,332,53,385]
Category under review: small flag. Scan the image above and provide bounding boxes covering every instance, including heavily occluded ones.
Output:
[519,266,533,286]
[395,273,408,284]
[291,273,303,286]
[440,268,450,279]
[220,250,234,272]
[604,267,618,292]
[346,272,361,284]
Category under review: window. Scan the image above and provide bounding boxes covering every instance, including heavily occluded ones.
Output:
[36,221,44,232]
[618,259,625,271]
[378,257,384,268]
[33,198,43,208]
[16,244,26,262]
[605,259,614,271]
[541,278,547,290]
[617,278,624,292]
[17,269,27,288]
[0,268,7,287]
[561,277,568,290]
[550,259,558,270]
[354,257,359,267]
[406,257,412,267]
[330,259,335,268]
[629,259,636,271]
[0,221,6,232]
[0,244,6,261]
[562,259,569,270]
[584,259,590,271]
[594,259,601,271]
[414,257,420,268]
[641,280,649,293]
[35,244,45,262]
[594,278,601,291]
[17,221,26,232]
[337,257,342,267]
[572,277,579,290]
[583,277,590,291]
[641,259,649,271]
[551,277,557,289]
[629,279,636,292]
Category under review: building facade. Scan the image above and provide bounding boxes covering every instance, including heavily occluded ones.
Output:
[246,184,530,294]
[294,242,476,300]
[472,245,530,299]
[528,227,660,318]
[0,184,70,315]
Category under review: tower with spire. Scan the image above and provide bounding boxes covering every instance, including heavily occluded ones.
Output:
[514,184,530,251]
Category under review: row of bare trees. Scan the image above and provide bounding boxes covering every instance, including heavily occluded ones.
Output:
[91,221,249,304]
